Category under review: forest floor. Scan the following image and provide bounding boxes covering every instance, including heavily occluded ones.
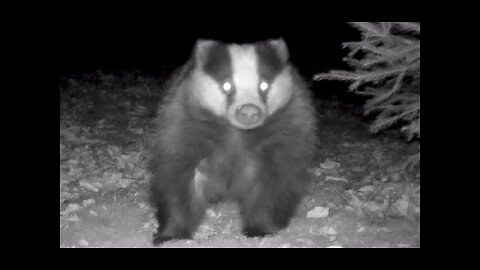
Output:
[60,70,420,248]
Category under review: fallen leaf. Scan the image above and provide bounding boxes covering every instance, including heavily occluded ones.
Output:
[320,160,341,170]
[206,209,216,217]
[297,239,313,245]
[372,149,385,164]
[64,214,80,222]
[62,203,81,215]
[133,128,144,135]
[363,201,388,213]
[325,176,348,182]
[142,220,156,229]
[325,227,337,235]
[60,128,83,144]
[108,172,123,183]
[310,226,337,236]
[93,182,104,189]
[310,168,323,177]
[358,185,375,193]
[82,199,95,207]
[390,172,402,182]
[306,206,330,219]
[79,181,99,192]
[67,166,83,177]
[391,194,410,216]
[133,168,146,178]
[79,239,89,247]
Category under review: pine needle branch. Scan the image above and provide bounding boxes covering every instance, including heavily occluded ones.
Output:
[368,70,406,106]
[380,22,392,33]
[349,22,385,37]
[313,22,420,141]
[370,103,419,133]
[395,22,420,33]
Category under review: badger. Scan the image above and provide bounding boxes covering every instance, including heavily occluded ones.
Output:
[147,38,318,246]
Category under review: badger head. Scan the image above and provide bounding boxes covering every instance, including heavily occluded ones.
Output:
[189,38,294,130]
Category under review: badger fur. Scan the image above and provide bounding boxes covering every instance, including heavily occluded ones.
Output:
[147,38,318,246]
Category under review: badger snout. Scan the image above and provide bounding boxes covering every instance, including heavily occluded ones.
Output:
[236,104,262,126]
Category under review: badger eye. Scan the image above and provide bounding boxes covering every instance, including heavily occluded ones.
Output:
[222,82,232,92]
[259,81,270,92]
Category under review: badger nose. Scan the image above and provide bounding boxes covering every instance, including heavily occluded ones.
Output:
[236,104,262,126]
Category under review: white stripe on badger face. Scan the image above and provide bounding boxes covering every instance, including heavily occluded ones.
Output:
[267,66,293,115]
[190,68,227,117]
[228,45,261,105]
[225,45,267,129]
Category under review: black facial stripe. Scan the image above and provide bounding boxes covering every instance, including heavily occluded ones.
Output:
[226,88,236,106]
[202,43,232,83]
[259,90,268,105]
[254,41,286,83]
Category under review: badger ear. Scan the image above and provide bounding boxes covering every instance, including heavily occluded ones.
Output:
[269,38,289,63]
[194,39,219,65]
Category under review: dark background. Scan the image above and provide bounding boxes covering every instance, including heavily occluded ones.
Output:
[59,23,360,79]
